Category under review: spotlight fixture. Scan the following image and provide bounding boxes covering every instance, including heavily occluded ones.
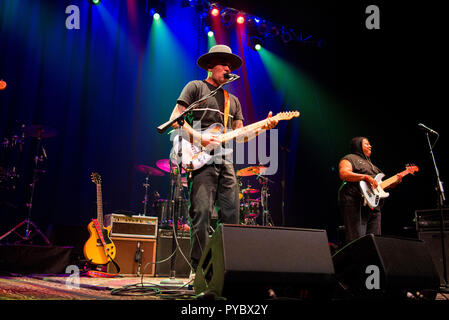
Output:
[249,35,264,51]
[91,0,100,4]
[236,14,245,25]
[211,7,220,17]
[281,28,293,43]
[149,0,166,19]
[220,8,234,27]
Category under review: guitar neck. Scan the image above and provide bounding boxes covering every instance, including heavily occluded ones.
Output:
[96,184,103,227]
[221,117,275,143]
[380,169,410,190]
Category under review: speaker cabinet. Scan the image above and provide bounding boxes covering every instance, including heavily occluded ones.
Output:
[194,224,336,300]
[333,234,440,299]
[418,231,449,285]
[155,230,191,277]
[107,237,156,276]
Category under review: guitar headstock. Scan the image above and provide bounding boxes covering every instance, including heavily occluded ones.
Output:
[91,172,102,185]
[405,164,419,175]
[274,111,300,121]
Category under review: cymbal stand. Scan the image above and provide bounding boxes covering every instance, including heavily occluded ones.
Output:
[258,175,274,226]
[0,136,51,245]
[142,175,150,216]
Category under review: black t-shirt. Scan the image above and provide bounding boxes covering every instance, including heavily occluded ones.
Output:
[176,80,244,130]
[338,153,383,204]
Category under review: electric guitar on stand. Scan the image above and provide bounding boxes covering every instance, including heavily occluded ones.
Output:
[83,173,118,272]
[171,111,300,171]
[360,164,419,209]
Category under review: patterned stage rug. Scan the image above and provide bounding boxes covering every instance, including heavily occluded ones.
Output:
[0,274,194,300]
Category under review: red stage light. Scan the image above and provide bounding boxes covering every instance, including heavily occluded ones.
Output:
[211,8,220,17]
[236,15,245,25]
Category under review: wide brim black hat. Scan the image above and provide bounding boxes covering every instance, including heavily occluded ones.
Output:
[197,44,242,71]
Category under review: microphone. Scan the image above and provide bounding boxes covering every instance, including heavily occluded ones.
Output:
[134,241,142,262]
[418,123,438,135]
[224,73,240,80]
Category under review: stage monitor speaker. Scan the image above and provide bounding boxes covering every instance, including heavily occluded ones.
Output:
[332,234,440,299]
[107,237,156,276]
[418,230,449,286]
[155,229,191,277]
[193,224,336,300]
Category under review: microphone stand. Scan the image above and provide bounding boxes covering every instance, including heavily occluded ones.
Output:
[156,76,239,135]
[424,131,448,290]
[157,76,239,284]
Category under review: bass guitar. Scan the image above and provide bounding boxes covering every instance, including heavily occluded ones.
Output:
[83,173,116,265]
[360,164,419,209]
[171,111,300,171]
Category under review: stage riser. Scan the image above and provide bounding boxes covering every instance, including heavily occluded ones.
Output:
[0,245,73,274]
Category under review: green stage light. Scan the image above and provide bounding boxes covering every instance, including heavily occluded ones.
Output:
[91,0,101,5]
[153,12,160,20]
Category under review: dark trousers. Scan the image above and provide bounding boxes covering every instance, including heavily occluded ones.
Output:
[188,163,240,270]
[339,201,381,244]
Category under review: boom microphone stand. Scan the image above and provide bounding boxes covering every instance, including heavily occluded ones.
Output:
[160,124,185,286]
[422,124,448,289]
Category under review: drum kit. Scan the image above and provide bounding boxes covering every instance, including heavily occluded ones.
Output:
[134,161,274,228]
[135,158,189,230]
[236,165,274,226]
[0,124,56,245]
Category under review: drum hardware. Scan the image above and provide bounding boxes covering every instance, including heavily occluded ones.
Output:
[0,125,26,190]
[0,125,57,245]
[236,165,267,177]
[257,174,274,226]
[136,164,164,216]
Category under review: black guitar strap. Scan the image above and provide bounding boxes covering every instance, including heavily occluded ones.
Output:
[107,255,120,274]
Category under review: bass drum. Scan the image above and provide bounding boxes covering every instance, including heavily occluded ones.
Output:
[154,199,189,228]
[239,200,260,225]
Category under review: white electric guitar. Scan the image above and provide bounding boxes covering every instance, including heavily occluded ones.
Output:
[360,164,419,209]
[171,111,300,171]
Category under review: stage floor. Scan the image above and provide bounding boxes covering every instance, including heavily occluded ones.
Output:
[1,273,449,302]
[0,274,194,300]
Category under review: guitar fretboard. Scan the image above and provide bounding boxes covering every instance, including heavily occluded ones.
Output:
[221,113,296,143]
[96,184,103,228]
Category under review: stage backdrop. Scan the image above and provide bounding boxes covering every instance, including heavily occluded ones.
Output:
[0,0,446,244]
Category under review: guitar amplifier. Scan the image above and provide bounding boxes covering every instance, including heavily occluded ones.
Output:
[104,214,158,239]
[415,208,449,232]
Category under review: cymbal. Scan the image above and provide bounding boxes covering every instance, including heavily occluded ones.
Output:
[236,166,267,177]
[242,188,259,194]
[156,159,185,174]
[136,164,164,176]
[24,125,57,139]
